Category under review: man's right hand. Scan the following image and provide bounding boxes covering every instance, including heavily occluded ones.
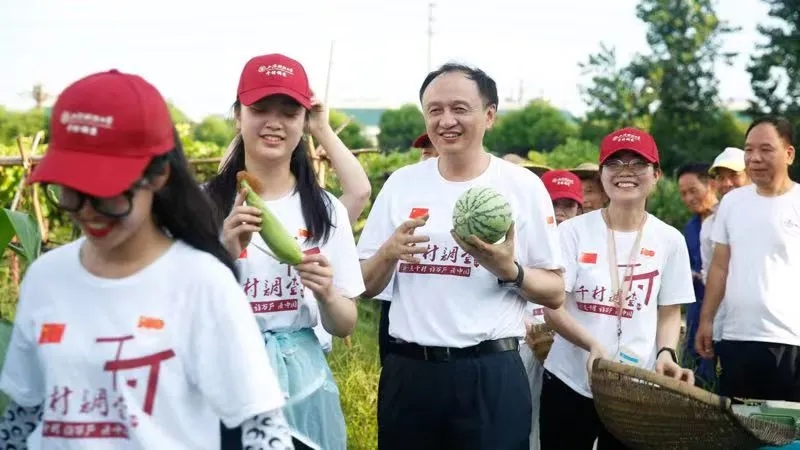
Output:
[378,214,431,263]
[694,318,715,359]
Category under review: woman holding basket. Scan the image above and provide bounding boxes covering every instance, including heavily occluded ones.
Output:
[538,128,695,449]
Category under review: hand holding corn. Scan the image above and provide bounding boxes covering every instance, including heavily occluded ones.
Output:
[221,188,262,259]
[235,171,304,265]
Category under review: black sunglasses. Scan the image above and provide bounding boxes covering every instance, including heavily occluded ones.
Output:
[42,179,148,218]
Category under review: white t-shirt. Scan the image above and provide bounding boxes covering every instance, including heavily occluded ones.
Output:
[700,210,725,341]
[238,190,365,336]
[0,239,284,449]
[711,183,800,346]
[699,211,715,284]
[357,155,564,348]
[544,210,695,398]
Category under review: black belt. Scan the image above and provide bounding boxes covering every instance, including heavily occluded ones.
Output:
[391,337,519,362]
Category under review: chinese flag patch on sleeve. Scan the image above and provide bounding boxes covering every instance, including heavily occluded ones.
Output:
[579,252,598,264]
[640,248,655,257]
[137,316,165,330]
[38,323,66,344]
[409,208,429,219]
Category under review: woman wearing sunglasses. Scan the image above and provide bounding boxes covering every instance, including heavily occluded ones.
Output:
[0,70,292,449]
[538,128,695,449]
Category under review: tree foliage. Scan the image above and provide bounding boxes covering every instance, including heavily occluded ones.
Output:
[484,100,578,155]
[376,104,425,152]
[747,0,800,180]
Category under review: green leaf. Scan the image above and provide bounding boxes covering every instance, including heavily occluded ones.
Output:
[0,208,42,263]
[0,319,12,414]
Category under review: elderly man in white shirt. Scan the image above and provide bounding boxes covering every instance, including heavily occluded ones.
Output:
[696,116,800,402]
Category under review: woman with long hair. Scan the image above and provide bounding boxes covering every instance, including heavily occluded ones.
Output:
[217,97,370,357]
[538,128,695,449]
[0,70,291,449]
[204,54,363,450]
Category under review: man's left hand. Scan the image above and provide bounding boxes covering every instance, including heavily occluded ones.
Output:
[451,222,517,280]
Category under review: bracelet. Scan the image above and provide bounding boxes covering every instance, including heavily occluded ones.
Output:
[657,347,678,364]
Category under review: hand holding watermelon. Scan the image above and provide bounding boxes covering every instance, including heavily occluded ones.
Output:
[450,221,518,281]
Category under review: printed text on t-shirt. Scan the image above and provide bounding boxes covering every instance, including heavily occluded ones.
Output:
[398,243,481,277]
[574,263,660,319]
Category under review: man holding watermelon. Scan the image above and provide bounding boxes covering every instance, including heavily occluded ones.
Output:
[357,63,565,450]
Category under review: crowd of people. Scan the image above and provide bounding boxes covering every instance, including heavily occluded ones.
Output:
[0,52,797,450]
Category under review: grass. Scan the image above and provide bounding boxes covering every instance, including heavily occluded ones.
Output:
[328,300,381,450]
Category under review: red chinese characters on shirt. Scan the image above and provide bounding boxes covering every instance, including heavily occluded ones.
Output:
[245,261,302,314]
[398,243,481,278]
[42,334,175,439]
[575,263,660,319]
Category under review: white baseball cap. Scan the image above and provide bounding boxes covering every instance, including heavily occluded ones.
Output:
[709,147,745,175]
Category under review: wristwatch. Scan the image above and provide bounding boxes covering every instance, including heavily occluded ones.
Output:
[657,347,678,364]
[497,260,524,290]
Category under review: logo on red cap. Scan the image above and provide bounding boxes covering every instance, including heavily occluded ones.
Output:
[60,111,114,137]
[599,127,659,165]
[258,64,295,78]
[611,132,641,144]
[542,170,583,204]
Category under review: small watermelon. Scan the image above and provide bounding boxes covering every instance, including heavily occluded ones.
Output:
[452,187,513,244]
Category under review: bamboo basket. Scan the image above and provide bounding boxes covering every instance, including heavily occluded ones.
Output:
[528,323,555,362]
[590,359,797,449]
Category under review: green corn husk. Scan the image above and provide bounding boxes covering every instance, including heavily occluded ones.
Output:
[237,171,303,265]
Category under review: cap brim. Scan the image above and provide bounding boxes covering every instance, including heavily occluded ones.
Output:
[239,86,311,109]
[551,193,584,204]
[28,148,150,197]
[519,163,551,176]
[413,135,431,148]
[570,168,599,179]
[601,146,659,164]
[709,162,745,174]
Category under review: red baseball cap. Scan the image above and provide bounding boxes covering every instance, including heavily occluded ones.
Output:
[28,69,174,197]
[413,133,431,148]
[599,127,659,165]
[541,170,584,204]
[237,54,312,109]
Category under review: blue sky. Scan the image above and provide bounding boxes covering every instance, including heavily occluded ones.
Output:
[0,0,770,121]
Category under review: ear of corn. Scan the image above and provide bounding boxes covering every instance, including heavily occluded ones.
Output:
[236,171,304,266]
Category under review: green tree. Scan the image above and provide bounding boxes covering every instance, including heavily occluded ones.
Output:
[484,99,578,155]
[377,104,425,152]
[193,115,236,148]
[748,0,800,121]
[330,110,372,150]
[0,107,48,145]
[636,0,739,172]
[747,0,800,179]
[545,138,601,169]
[577,44,657,143]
